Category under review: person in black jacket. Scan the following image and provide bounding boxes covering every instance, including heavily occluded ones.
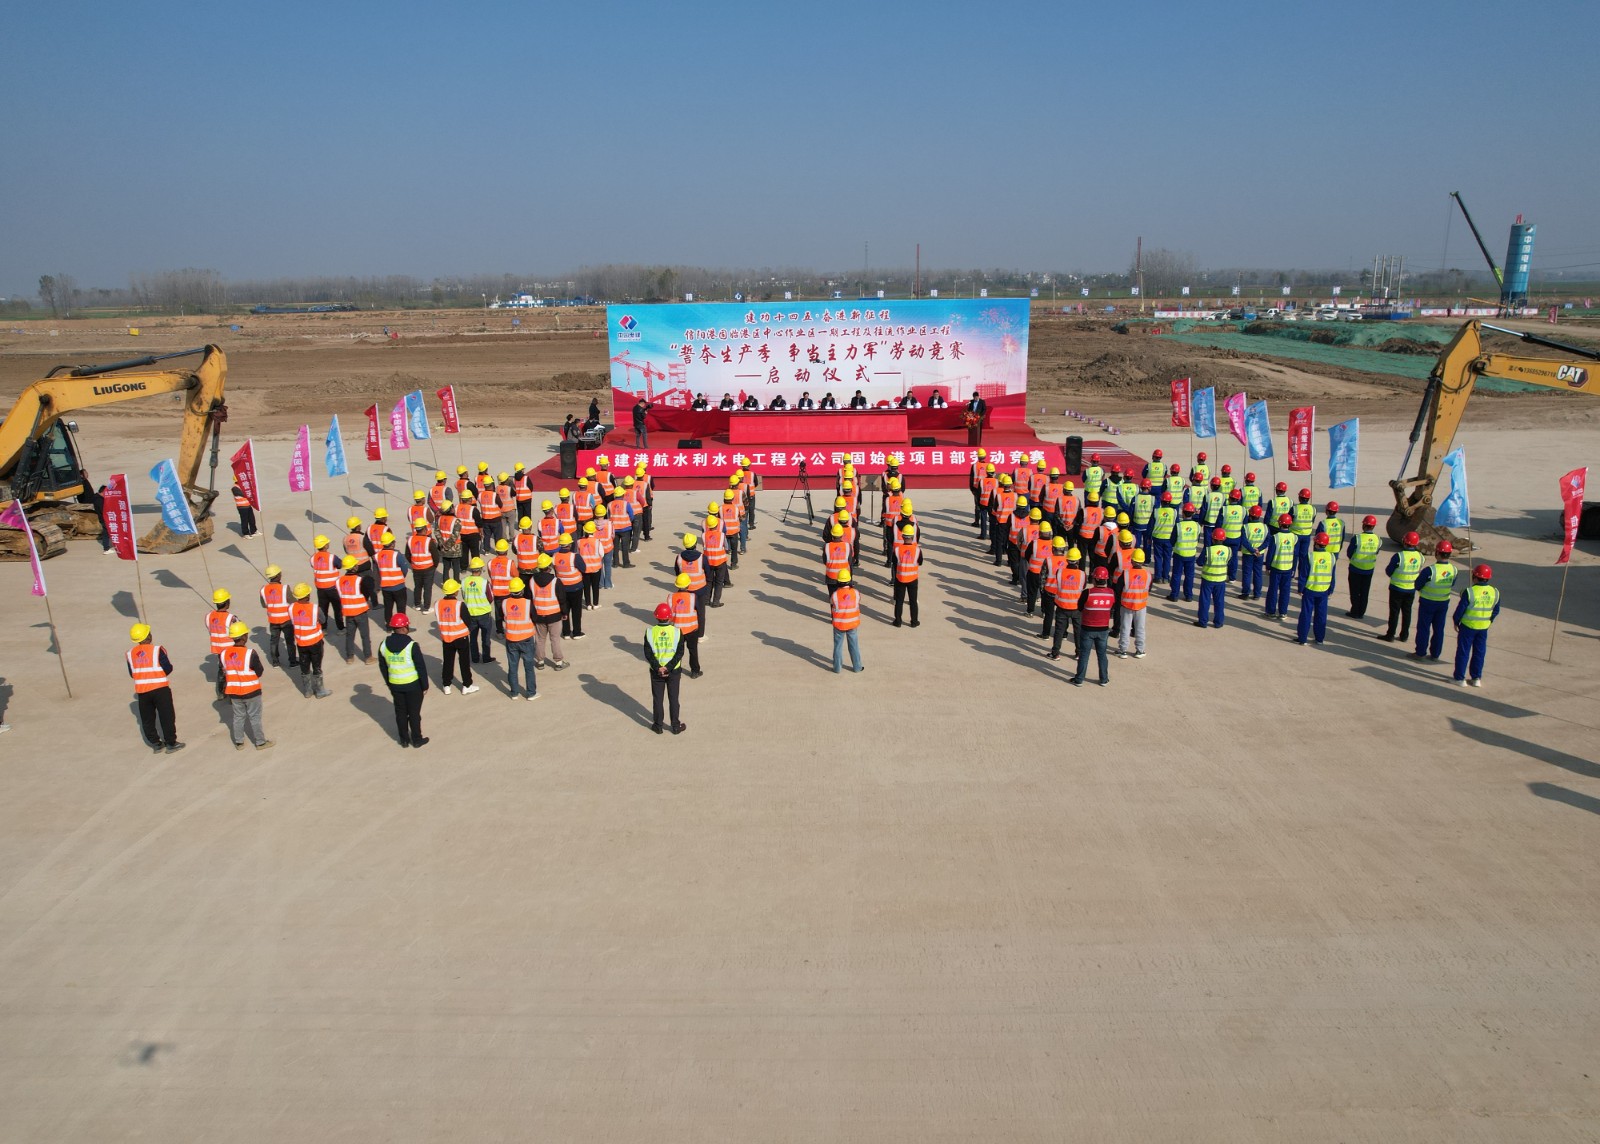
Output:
[377,613,430,747]
[849,390,868,409]
[819,392,838,409]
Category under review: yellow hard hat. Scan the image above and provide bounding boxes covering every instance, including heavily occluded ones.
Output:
[998,474,1010,485]
[887,477,901,490]
[1049,467,1061,477]
[314,535,330,549]
[1117,512,1130,525]
[227,621,249,639]
[558,488,570,498]
[597,455,610,466]
[495,538,509,553]
[837,568,852,584]
[497,471,509,482]
[291,582,311,599]
[1067,547,1082,560]
[508,577,525,593]
[1119,529,1134,544]
[1029,508,1042,520]
[683,533,697,547]
[413,490,425,501]
[729,475,740,486]
[985,463,996,473]
[584,467,596,477]
[977,448,988,458]
[707,514,721,525]
[456,465,468,475]
[723,490,735,500]
[635,462,647,473]
[514,462,526,472]
[468,556,485,570]
[582,521,596,534]
[442,578,461,593]
[1052,536,1067,550]
[212,588,230,604]
[1134,548,1147,562]
[264,564,281,578]
[435,470,446,480]
[901,500,913,512]
[412,519,427,530]
[346,516,361,529]
[901,524,915,536]
[342,555,357,569]
[519,516,532,529]
[675,573,690,589]
[558,533,572,545]
[478,462,489,472]
[624,476,635,486]
[842,480,854,491]
[130,622,151,642]
[441,500,454,511]
[835,496,847,508]
[888,454,902,465]
[1017,496,1029,507]
[578,478,589,488]
[837,510,851,523]
[536,553,553,569]
[380,531,395,545]
[1063,480,1075,491]
[831,524,844,537]
[1040,524,1053,536]
[541,500,554,511]
[460,487,475,499]
[1036,459,1047,470]
[374,507,388,519]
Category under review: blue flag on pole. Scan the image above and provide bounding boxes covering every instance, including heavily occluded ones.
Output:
[1434,447,1470,528]
[325,415,348,478]
[405,390,431,441]
[148,458,197,534]
[1245,399,1273,459]
[1191,387,1216,439]
[1327,418,1359,488]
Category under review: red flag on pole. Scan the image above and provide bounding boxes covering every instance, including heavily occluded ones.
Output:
[229,439,261,510]
[1169,378,1192,428]
[436,386,460,434]
[1558,466,1588,564]
[363,404,383,462]
[103,473,138,560]
[1287,406,1314,472]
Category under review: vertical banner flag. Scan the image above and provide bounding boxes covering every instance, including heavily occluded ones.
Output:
[1245,400,1274,460]
[1224,392,1248,447]
[405,390,431,440]
[1191,387,1217,439]
[436,386,460,434]
[230,439,261,510]
[1287,406,1315,472]
[1434,448,1470,529]
[1169,377,1192,428]
[1557,466,1587,564]
[1327,418,1359,488]
[323,415,347,479]
[289,424,314,493]
[389,398,410,451]
[363,405,383,462]
[102,473,137,561]
[148,458,197,535]
[0,500,48,595]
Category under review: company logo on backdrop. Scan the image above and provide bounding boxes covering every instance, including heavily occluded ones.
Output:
[617,314,641,342]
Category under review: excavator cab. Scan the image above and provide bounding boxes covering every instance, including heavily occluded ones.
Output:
[11,420,90,504]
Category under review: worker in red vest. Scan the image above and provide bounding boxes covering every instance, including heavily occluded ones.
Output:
[259,565,297,669]
[127,622,183,753]
[1070,567,1116,687]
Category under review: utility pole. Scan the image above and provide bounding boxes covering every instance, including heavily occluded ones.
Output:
[1136,236,1145,314]
[915,243,920,298]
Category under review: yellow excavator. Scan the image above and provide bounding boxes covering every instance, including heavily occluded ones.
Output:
[0,344,228,559]
[1390,320,1598,547]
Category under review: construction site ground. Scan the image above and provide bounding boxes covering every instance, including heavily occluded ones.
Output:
[1,312,1597,1141]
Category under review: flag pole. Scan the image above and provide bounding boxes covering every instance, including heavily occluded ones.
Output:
[196,530,216,596]
[41,593,72,698]
[1549,562,1571,661]
[134,560,148,623]
[260,509,271,565]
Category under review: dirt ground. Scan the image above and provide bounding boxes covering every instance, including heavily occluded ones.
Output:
[1,317,1598,1140]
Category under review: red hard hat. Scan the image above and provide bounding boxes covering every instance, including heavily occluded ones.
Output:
[1278,514,1293,528]
[1326,501,1339,513]
[1314,535,1329,548]
[1161,491,1174,503]
[1403,531,1420,546]
[1140,479,1152,489]
[1169,463,1181,474]
[1245,472,1256,482]
[1298,488,1311,500]
[1436,540,1454,556]
[1248,505,1264,518]
[1228,488,1242,500]
[1221,464,1232,474]
[1090,453,1100,463]
[1209,476,1222,488]
[654,603,672,621]
[1092,566,1109,581]
[1212,527,1226,541]
[1182,503,1196,515]
[1197,451,1207,461]
[389,613,411,630]
[1152,448,1163,458]
[1362,514,1377,527]
[1474,563,1492,580]
[1276,481,1288,493]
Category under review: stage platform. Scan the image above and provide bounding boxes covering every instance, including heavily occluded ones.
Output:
[532,427,1145,491]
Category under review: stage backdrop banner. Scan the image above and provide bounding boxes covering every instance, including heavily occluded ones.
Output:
[605,298,1030,430]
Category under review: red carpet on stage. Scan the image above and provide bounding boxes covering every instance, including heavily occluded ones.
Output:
[531,427,1145,491]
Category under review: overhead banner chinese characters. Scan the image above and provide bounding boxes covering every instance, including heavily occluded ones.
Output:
[605,298,1030,430]
[1287,406,1314,472]
[436,386,460,434]
[230,440,261,510]
[1558,466,1587,564]
[363,405,382,462]
[1170,377,1191,427]
[290,424,314,493]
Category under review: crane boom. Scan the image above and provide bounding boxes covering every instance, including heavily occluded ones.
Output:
[1450,191,1505,288]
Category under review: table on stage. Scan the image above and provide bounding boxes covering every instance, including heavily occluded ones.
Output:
[727,409,909,445]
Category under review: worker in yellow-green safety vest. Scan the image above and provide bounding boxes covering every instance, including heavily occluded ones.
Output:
[1220,489,1245,579]
[1412,540,1458,662]
[377,613,430,748]
[1167,503,1201,603]
[461,557,496,666]
[1264,513,1298,621]
[1290,488,1318,570]
[1295,535,1336,646]
[1451,563,1501,687]
[1238,505,1268,601]
[1195,527,1230,629]
[1150,491,1178,584]
[1344,514,1383,619]
[645,602,687,735]
[1382,530,1424,643]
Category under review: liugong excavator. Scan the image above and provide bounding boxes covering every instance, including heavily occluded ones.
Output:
[0,345,228,559]
[1390,320,1598,548]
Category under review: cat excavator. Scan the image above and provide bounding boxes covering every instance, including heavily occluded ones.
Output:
[0,345,228,559]
[1390,320,1598,548]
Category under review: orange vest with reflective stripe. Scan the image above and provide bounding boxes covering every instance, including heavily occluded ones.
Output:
[676,554,707,591]
[994,490,1016,519]
[289,600,323,647]
[721,499,742,531]
[515,533,541,571]
[1119,567,1151,611]
[221,646,261,697]
[480,491,503,521]
[206,609,237,654]
[337,574,369,617]
[882,494,902,527]
[593,517,614,554]
[702,528,727,566]
[830,587,861,631]
[502,597,534,642]
[407,534,434,569]
[1049,565,1086,609]
[343,532,369,563]
[128,644,168,693]
[376,550,404,589]
[1027,538,1050,574]
[577,536,603,572]
[312,550,339,588]
[488,554,514,596]
[553,550,582,587]
[609,498,632,530]
[1078,505,1103,539]
[499,485,517,515]
[456,506,479,536]
[576,491,596,522]
[555,502,575,532]
[538,518,562,551]
[1059,494,1081,528]
[367,522,389,549]
[532,577,561,618]
[894,542,920,583]
[429,484,449,512]
[435,597,468,642]
[514,475,534,504]
[409,503,430,528]
[670,591,699,635]
[825,541,850,578]
[260,582,291,625]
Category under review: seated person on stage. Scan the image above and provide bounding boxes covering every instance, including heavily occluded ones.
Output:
[718,393,737,410]
[820,392,838,409]
[849,390,869,409]
[796,391,815,410]
[740,393,761,411]
[692,393,710,411]
[900,393,922,409]
[928,391,947,409]
[768,394,788,411]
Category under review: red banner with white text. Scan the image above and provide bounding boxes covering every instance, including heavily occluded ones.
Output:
[1287,406,1314,472]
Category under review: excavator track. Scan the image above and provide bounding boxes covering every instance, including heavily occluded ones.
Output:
[0,521,68,562]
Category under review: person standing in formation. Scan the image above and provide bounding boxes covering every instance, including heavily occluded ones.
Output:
[205,588,240,677]
[829,567,863,674]
[408,519,436,614]
[374,531,408,623]
[645,602,687,734]
[311,534,343,631]
[1412,540,1457,662]
[288,582,332,699]
[1263,513,1297,621]
[461,556,495,666]
[127,623,183,753]
[668,573,703,678]
[433,578,478,695]
[378,614,429,747]
[1295,535,1335,647]
[1382,531,1423,643]
[1195,527,1230,629]
[1071,567,1115,687]
[259,565,297,669]
[1344,514,1382,618]
[219,621,273,751]
[1116,548,1152,659]
[890,524,923,628]
[1452,564,1500,687]
[501,577,539,701]
[530,553,568,671]
[337,555,375,663]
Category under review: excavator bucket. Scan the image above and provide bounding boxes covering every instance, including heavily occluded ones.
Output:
[1386,502,1470,555]
[139,513,215,554]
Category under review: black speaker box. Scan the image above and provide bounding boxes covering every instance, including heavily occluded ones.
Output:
[1063,435,1084,474]
[911,436,936,448]
[678,438,703,449]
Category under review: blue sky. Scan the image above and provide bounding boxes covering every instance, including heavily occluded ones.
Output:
[4,1,1596,294]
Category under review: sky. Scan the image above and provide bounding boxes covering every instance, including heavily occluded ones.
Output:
[4,0,1598,295]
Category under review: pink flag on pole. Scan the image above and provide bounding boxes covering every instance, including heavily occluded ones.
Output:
[0,500,47,596]
[1558,466,1587,565]
[1287,406,1315,472]
[436,385,460,434]
[1224,392,1248,446]
[103,474,138,560]
[389,398,410,451]
[363,405,383,462]
[229,439,261,510]
[1169,378,1191,428]
[288,424,313,493]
